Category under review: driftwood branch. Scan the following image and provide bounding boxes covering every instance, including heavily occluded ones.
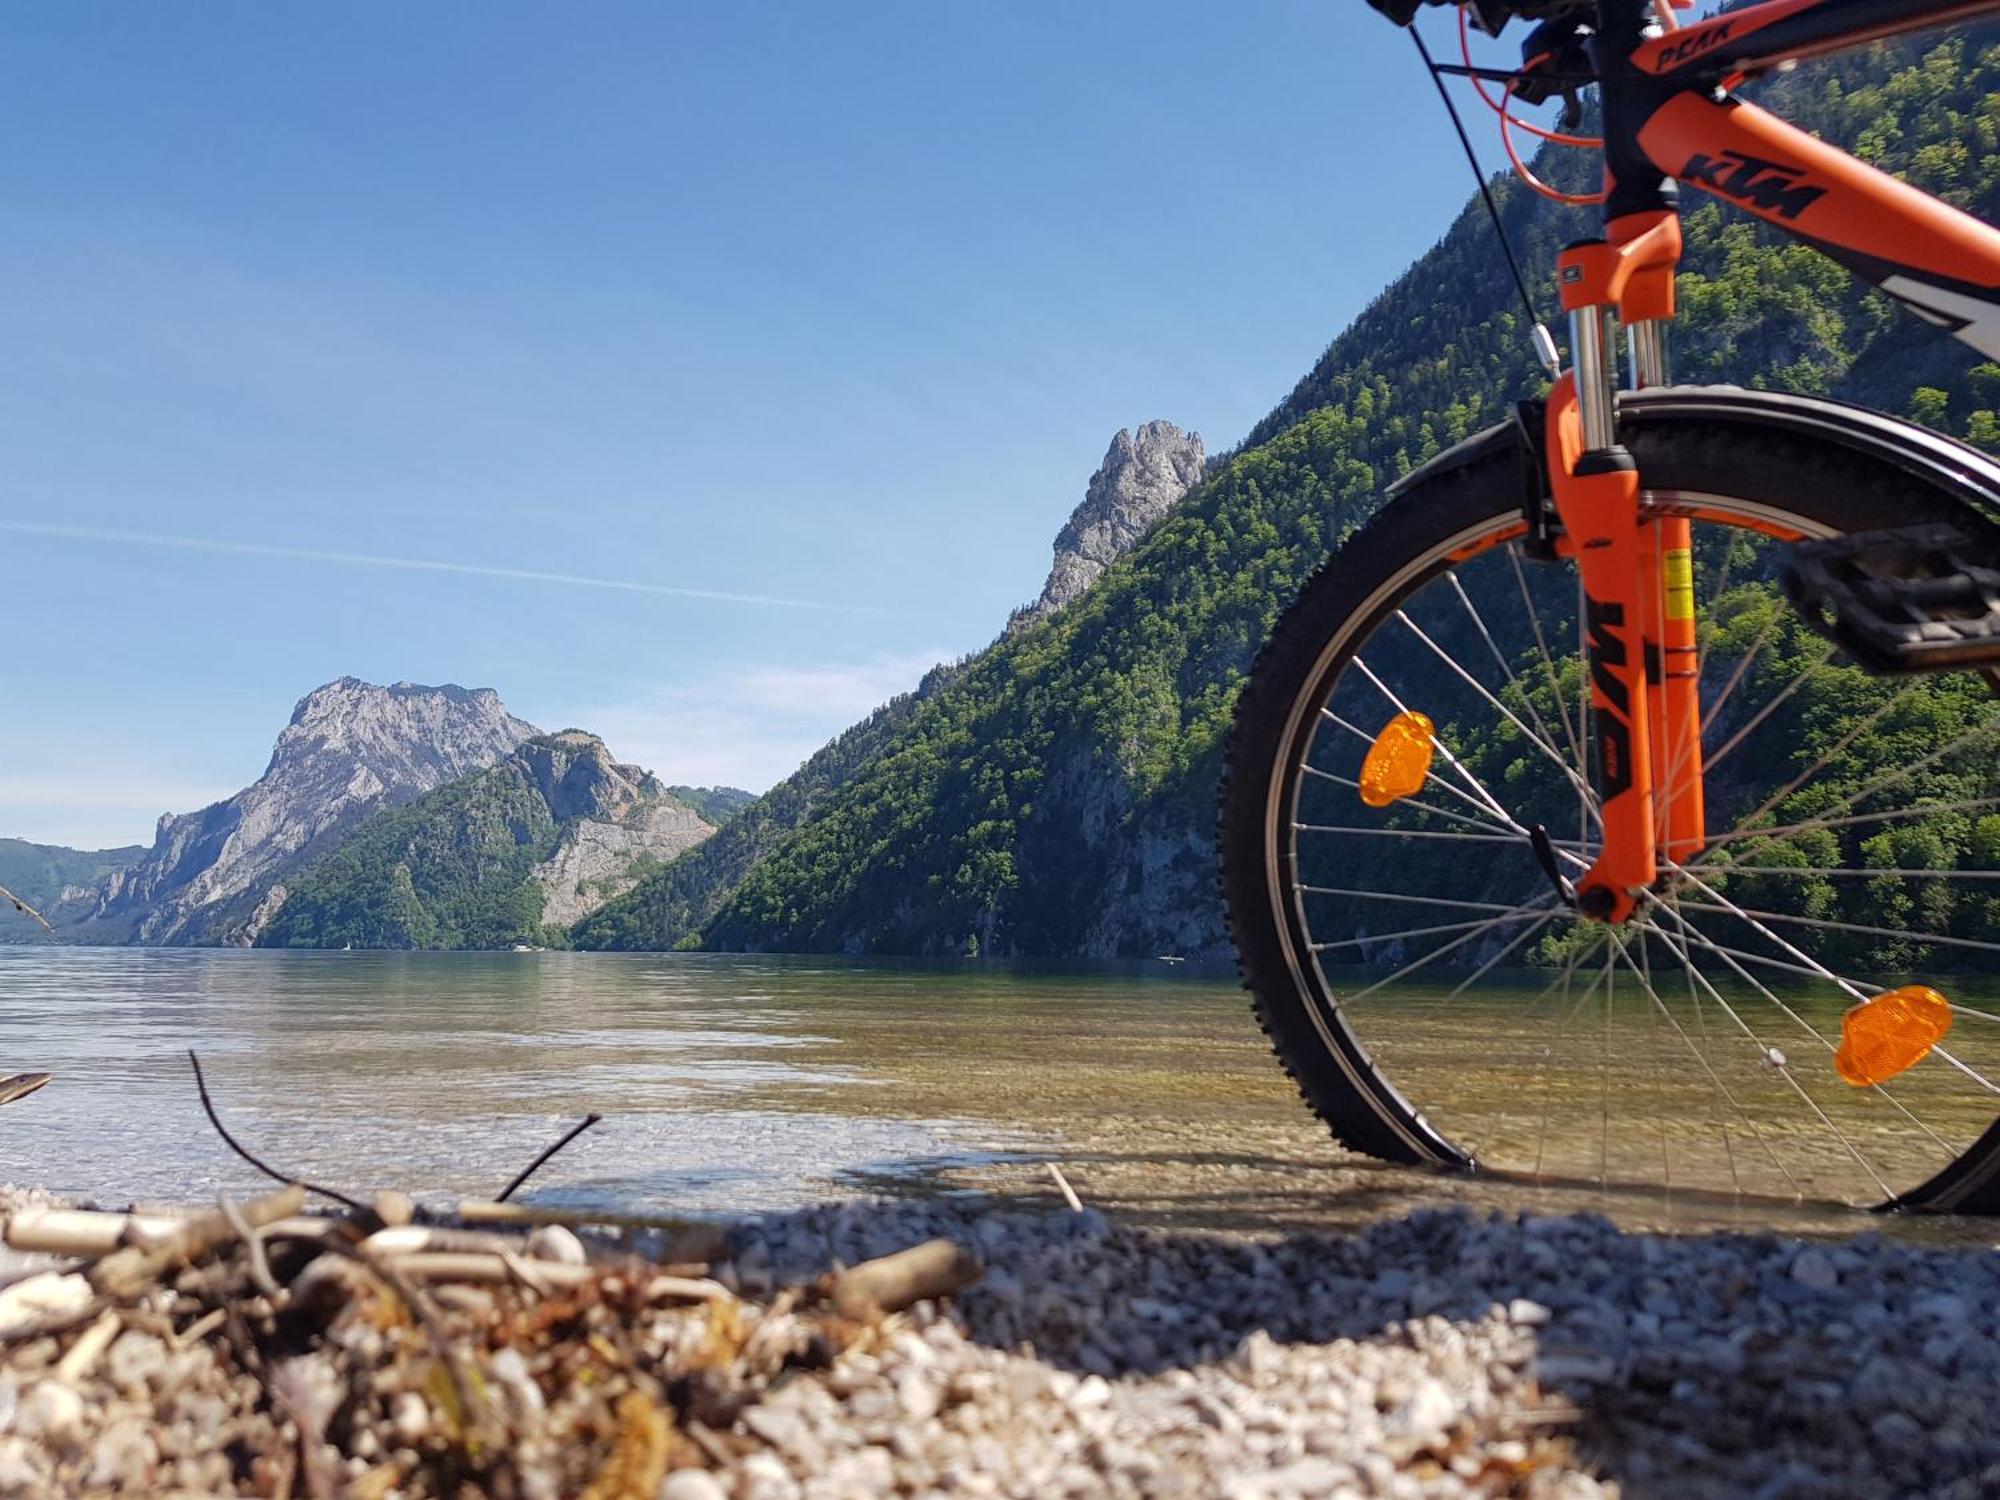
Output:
[90,1184,306,1300]
[188,1050,367,1212]
[496,1113,602,1202]
[6,1206,324,1258]
[826,1238,981,1319]
[1045,1161,1084,1213]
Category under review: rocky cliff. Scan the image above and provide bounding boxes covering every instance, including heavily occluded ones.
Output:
[258,731,713,948]
[526,733,713,929]
[70,678,540,945]
[1009,421,1206,633]
[573,421,1200,953]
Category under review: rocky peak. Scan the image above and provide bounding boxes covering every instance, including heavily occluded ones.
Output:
[1010,420,1206,632]
[78,678,541,944]
[271,679,535,785]
[517,736,713,930]
[516,732,668,825]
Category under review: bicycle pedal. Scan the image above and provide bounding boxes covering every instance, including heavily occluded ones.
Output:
[1780,523,2000,674]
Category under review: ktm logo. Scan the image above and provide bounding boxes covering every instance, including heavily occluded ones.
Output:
[1680,151,1827,222]
[1584,598,1634,802]
[1652,19,1733,70]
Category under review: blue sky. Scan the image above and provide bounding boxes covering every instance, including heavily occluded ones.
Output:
[1,2,1519,848]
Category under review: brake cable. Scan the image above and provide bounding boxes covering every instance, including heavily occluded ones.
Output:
[1408,24,1561,374]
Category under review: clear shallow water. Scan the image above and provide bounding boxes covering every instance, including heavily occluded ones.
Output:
[1,948,1993,1243]
[0,949,1042,1211]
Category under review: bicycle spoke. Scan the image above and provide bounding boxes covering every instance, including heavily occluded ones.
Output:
[1702,644,1834,774]
[1693,798,2000,856]
[1670,899,2000,959]
[1295,823,1532,845]
[1297,885,1534,915]
[1392,608,1602,820]
[1640,910,1897,1201]
[1319,710,1521,824]
[1507,543,1588,786]
[1700,603,1784,736]
[1711,865,2000,881]
[1646,899,1966,1159]
[1299,763,1520,836]
[1708,678,1925,822]
[1607,925,1797,1199]
[1337,898,1558,1005]
[1351,657,1527,829]
[1306,912,1534,954]
[1715,712,2000,858]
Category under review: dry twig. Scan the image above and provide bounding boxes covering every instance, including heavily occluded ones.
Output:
[496,1113,603,1202]
[0,883,55,935]
[188,1051,367,1212]
[218,1194,282,1301]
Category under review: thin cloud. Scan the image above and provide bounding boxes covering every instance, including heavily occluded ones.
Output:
[0,520,870,613]
[573,650,951,791]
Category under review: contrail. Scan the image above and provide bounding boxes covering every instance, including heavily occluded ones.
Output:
[0,519,866,612]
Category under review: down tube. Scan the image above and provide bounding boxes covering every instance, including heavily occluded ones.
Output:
[1636,91,2000,359]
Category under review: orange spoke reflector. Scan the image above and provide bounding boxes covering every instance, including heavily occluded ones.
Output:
[1835,985,1953,1087]
[1359,711,1436,808]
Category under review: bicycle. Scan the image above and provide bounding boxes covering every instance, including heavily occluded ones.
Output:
[1220,0,2000,1214]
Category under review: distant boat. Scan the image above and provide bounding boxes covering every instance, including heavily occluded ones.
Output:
[1154,954,1185,965]
[511,943,543,953]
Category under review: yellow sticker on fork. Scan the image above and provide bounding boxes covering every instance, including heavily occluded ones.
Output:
[1664,547,1695,621]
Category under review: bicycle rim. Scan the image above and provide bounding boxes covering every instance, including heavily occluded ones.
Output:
[1260,490,2000,1212]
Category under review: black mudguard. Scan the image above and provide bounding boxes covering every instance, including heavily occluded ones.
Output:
[1390,384,2000,534]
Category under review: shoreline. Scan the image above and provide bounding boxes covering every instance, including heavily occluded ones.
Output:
[3,1186,1996,1497]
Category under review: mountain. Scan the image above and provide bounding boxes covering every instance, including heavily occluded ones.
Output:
[1007,421,1206,633]
[683,23,2000,957]
[258,731,713,949]
[571,416,1202,952]
[666,786,757,828]
[0,839,145,943]
[64,678,540,945]
[570,666,958,950]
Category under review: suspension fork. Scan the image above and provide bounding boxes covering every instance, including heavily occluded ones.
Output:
[1545,209,1701,922]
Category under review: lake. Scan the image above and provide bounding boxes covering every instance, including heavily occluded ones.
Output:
[1,947,1992,1244]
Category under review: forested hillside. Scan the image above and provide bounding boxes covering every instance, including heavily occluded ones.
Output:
[262,733,712,950]
[600,24,2000,957]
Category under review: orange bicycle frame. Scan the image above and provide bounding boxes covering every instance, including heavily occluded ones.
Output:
[1542,0,2000,923]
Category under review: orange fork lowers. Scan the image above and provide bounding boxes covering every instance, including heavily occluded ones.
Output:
[1544,211,1701,922]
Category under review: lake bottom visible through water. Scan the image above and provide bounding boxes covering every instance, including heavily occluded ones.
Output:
[1,947,1993,1247]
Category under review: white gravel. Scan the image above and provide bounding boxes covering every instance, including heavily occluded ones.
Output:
[717,1198,2000,1500]
[3,1183,1997,1497]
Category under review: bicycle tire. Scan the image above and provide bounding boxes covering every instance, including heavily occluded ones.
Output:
[1220,407,2000,1213]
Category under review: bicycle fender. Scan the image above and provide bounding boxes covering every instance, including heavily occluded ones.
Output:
[1389,385,2000,531]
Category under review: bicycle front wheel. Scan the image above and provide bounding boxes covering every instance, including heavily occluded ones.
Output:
[1220,408,2000,1213]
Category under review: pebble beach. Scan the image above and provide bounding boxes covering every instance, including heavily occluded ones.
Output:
[2,1185,1996,1499]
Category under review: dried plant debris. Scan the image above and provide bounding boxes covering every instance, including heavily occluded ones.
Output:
[4,1191,1997,1498]
[0,1187,976,1498]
